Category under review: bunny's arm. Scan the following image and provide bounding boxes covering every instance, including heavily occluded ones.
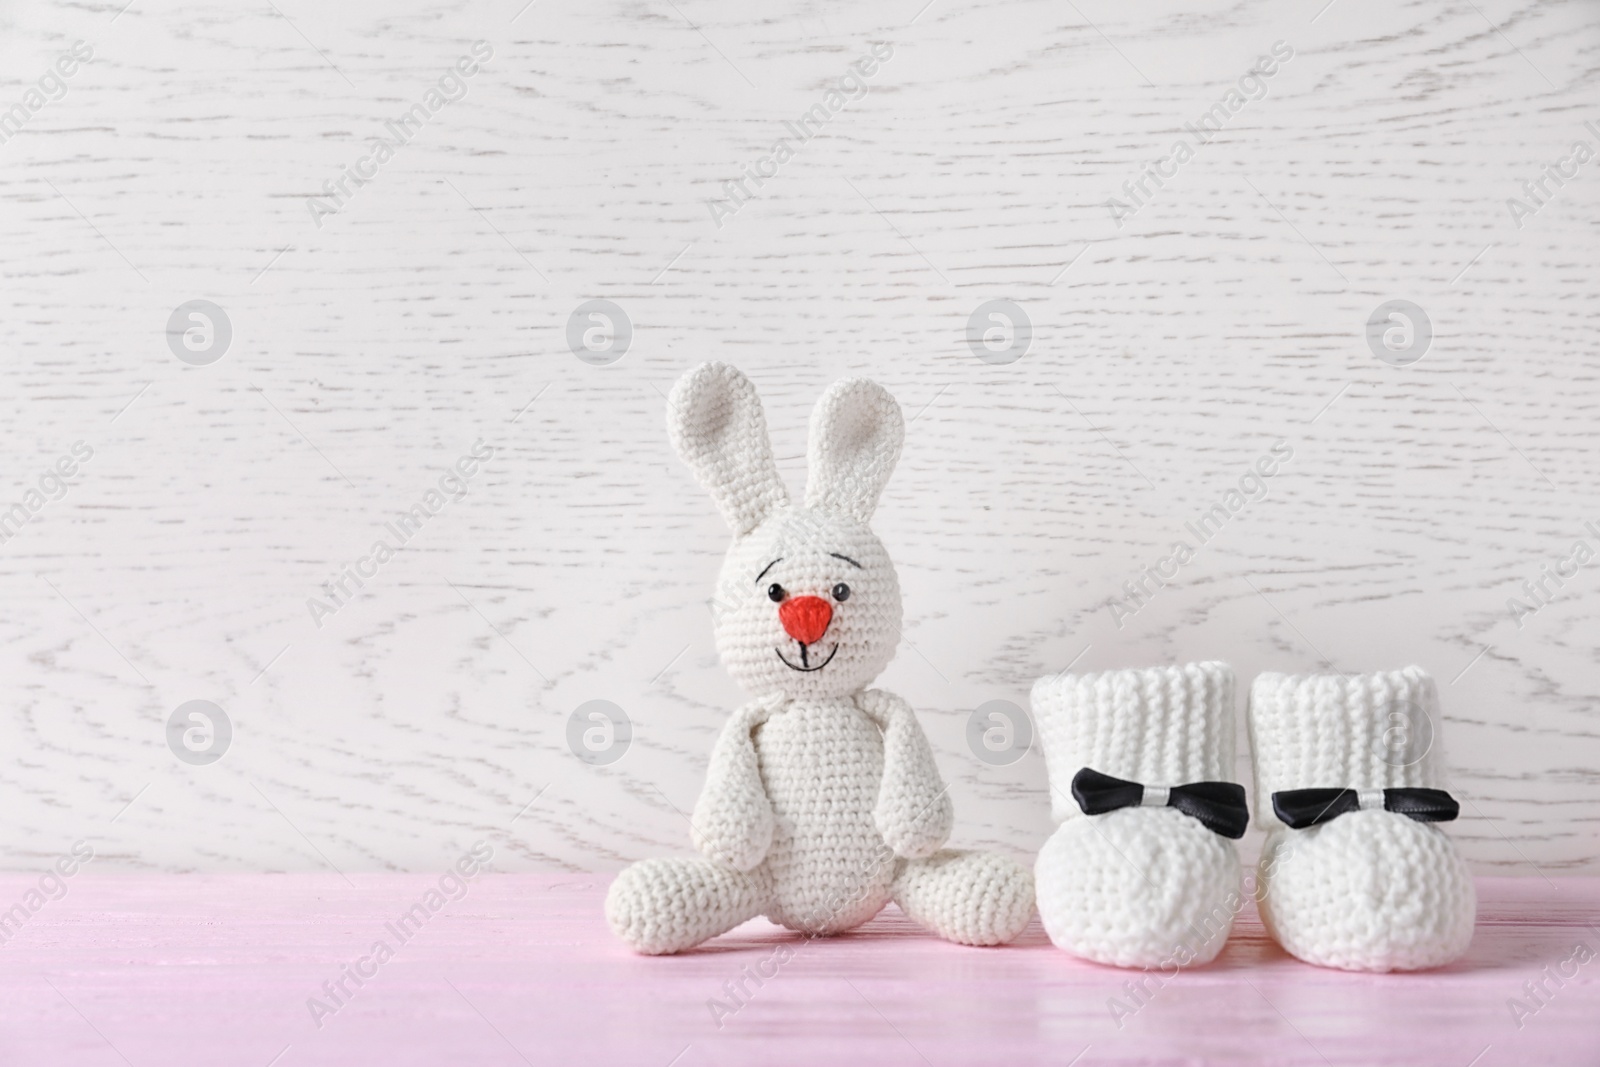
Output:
[856,688,954,859]
[689,694,782,871]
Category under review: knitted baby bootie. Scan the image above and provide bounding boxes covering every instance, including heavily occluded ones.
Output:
[1032,662,1248,968]
[1248,666,1475,972]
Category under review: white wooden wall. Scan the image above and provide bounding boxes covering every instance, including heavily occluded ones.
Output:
[1,0,1597,876]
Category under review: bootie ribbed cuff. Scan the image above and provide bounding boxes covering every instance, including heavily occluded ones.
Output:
[1032,661,1236,824]
[1249,666,1447,831]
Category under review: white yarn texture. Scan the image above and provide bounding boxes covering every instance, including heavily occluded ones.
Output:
[1248,667,1476,972]
[606,363,1034,955]
[1032,662,1243,968]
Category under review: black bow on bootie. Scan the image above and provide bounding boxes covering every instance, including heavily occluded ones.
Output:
[1071,767,1249,839]
[1271,786,1460,830]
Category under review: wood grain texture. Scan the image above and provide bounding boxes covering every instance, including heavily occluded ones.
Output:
[0,0,1597,875]
[0,874,1597,1065]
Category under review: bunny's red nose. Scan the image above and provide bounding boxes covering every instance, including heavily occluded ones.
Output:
[779,595,833,645]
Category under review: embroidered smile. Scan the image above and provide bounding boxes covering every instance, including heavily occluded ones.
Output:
[776,643,839,672]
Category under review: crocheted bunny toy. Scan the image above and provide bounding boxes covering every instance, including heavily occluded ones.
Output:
[605,363,1035,955]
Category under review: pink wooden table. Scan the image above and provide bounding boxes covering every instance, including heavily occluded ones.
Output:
[1,874,1596,1066]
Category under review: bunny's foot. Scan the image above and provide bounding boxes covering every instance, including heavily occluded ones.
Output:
[891,849,1035,946]
[606,857,772,955]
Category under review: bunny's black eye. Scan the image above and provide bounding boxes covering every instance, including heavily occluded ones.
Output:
[767,584,787,602]
[832,583,851,602]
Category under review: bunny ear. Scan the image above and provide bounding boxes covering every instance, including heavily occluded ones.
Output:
[666,362,789,535]
[804,377,904,523]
